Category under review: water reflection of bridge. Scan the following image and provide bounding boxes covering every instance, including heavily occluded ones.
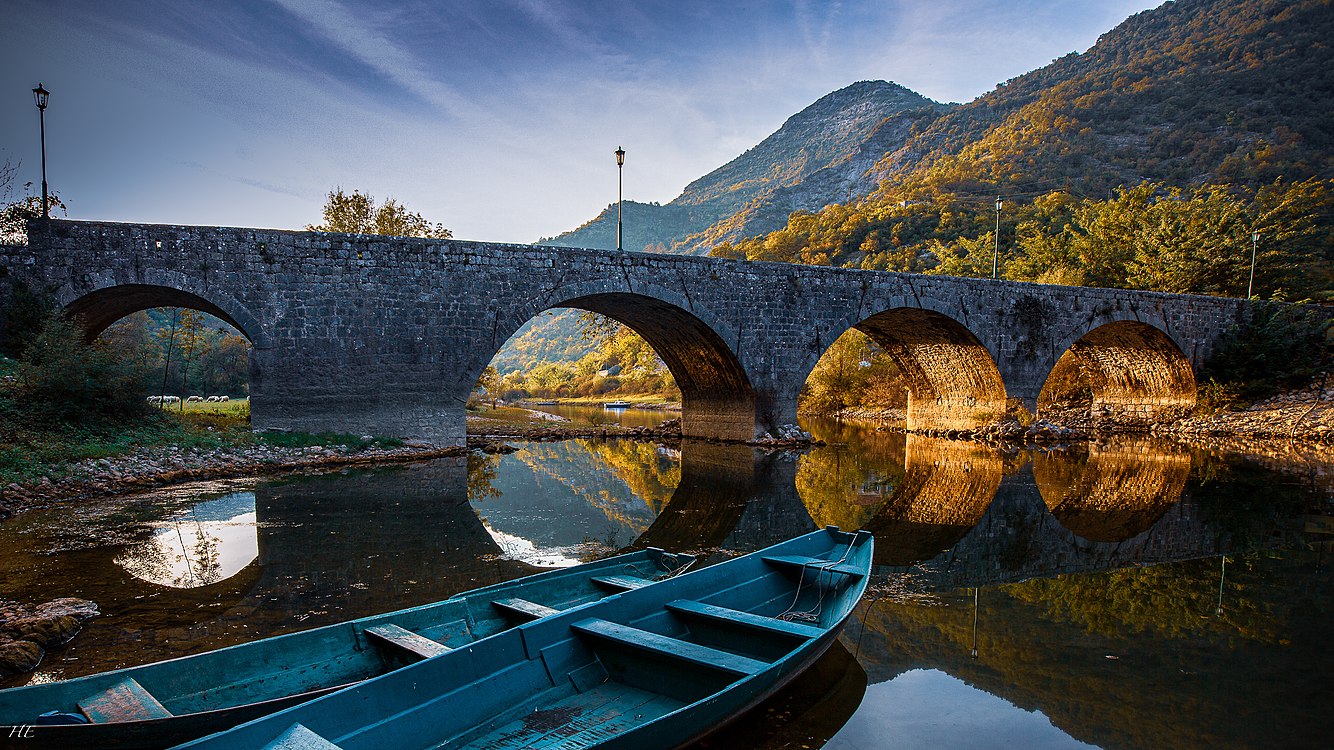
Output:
[643,433,1213,589]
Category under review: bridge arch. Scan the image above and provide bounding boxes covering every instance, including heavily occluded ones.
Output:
[1038,319,1196,425]
[812,306,1009,431]
[482,279,755,441]
[58,276,264,347]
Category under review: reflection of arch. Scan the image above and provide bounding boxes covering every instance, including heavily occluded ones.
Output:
[818,308,1008,431]
[1034,439,1190,543]
[863,435,1002,566]
[1038,321,1195,424]
[61,282,262,345]
[489,281,754,440]
[632,442,757,550]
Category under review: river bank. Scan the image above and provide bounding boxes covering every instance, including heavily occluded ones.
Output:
[804,384,1334,445]
[0,440,473,521]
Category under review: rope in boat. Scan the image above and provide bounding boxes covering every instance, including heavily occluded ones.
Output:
[775,538,857,623]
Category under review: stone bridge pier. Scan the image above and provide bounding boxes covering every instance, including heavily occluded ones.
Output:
[0,220,1249,444]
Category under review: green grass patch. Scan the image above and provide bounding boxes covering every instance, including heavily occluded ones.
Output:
[0,403,256,485]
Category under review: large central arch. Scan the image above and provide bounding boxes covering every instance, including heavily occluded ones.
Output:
[851,308,1009,431]
[558,293,754,440]
[482,282,756,442]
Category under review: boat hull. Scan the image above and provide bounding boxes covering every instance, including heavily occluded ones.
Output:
[0,548,691,750]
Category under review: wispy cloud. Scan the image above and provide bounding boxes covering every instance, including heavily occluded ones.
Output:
[266,0,479,119]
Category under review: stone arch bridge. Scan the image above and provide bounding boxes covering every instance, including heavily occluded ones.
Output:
[0,220,1248,444]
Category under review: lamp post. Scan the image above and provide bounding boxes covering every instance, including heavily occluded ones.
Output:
[1247,230,1259,298]
[970,587,980,659]
[992,196,1003,279]
[32,83,50,219]
[615,146,625,251]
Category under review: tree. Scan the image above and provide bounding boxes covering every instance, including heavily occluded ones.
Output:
[307,188,452,238]
[1,157,66,245]
[477,365,501,408]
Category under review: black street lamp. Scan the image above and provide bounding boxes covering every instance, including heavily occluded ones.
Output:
[32,83,50,219]
[615,146,625,251]
[992,196,1003,279]
[1247,230,1260,298]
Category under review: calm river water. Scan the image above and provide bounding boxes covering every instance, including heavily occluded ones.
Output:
[1,410,1331,749]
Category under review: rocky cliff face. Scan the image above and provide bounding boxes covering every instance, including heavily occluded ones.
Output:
[546,80,941,254]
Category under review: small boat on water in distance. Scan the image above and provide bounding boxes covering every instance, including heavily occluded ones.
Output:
[603,400,632,408]
[0,548,694,750]
[173,527,873,750]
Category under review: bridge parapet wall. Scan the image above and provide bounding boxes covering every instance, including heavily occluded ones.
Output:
[1,220,1251,443]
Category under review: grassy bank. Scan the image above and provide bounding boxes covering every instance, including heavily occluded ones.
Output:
[0,395,402,486]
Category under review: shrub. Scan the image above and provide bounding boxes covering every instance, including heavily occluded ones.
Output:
[1200,302,1331,402]
[15,312,151,424]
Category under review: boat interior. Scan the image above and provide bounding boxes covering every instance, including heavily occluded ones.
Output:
[268,541,870,750]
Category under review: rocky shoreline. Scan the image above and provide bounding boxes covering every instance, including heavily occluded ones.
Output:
[5,388,1326,523]
[808,386,1334,446]
[0,441,472,521]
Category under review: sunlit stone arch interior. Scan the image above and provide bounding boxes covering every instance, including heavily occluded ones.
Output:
[1038,321,1197,426]
[848,308,1009,431]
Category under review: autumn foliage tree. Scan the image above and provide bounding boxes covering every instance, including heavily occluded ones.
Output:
[307,188,452,239]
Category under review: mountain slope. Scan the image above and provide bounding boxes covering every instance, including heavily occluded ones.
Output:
[546,80,939,253]
[872,0,1334,195]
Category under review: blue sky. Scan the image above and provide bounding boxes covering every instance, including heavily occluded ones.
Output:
[1,1,1161,243]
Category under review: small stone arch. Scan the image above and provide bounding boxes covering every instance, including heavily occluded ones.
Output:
[813,306,1009,431]
[59,279,263,346]
[1038,320,1196,426]
[482,280,755,441]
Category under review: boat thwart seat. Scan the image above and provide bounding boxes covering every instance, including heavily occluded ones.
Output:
[364,624,450,660]
[665,599,823,639]
[77,677,172,723]
[571,618,767,677]
[590,574,654,592]
[263,723,343,750]
[763,554,865,577]
[491,597,559,622]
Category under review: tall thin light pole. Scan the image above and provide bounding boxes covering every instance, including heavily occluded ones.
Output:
[615,146,625,252]
[992,196,1003,279]
[1247,230,1259,298]
[32,83,50,219]
[970,587,980,659]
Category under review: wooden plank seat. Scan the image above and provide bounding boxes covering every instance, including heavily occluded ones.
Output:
[364,624,450,660]
[571,618,767,677]
[77,677,172,723]
[590,574,653,592]
[491,597,560,622]
[262,723,344,750]
[665,599,823,639]
[762,554,865,578]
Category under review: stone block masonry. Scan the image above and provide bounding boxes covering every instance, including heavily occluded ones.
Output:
[0,220,1249,445]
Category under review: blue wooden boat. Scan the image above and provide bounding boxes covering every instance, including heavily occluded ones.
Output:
[0,548,693,750]
[171,527,872,750]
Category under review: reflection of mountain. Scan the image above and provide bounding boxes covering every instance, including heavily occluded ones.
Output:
[575,440,680,515]
[500,441,668,540]
[1035,439,1191,543]
[853,552,1330,750]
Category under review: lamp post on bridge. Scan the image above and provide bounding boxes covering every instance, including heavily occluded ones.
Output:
[615,146,625,252]
[1247,230,1260,298]
[992,195,1003,279]
[32,83,50,220]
